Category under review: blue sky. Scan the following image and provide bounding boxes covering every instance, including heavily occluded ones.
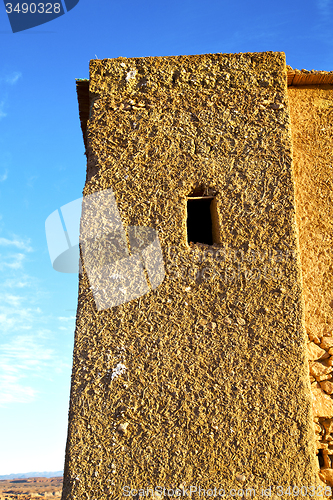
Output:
[0,0,332,476]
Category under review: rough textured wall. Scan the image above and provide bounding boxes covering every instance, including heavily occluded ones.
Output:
[62,52,322,500]
[288,86,333,485]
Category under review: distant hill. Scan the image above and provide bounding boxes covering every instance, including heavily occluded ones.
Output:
[0,471,63,480]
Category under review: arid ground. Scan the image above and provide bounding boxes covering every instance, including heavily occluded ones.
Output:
[0,477,63,499]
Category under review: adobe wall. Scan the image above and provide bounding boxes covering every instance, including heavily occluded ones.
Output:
[288,85,333,484]
[62,52,322,499]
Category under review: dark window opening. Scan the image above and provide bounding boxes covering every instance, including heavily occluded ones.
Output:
[187,196,215,245]
[318,449,325,469]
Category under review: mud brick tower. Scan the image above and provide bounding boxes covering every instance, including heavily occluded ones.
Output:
[61,52,333,499]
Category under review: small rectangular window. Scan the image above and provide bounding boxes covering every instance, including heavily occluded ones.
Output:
[187,196,220,245]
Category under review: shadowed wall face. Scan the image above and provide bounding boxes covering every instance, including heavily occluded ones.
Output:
[288,85,333,481]
[62,52,321,499]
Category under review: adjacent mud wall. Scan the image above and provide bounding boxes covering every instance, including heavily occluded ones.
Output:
[62,52,322,500]
[288,85,333,484]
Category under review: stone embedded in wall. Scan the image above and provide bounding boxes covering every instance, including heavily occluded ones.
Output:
[320,381,333,395]
[314,422,322,435]
[319,468,333,487]
[321,338,333,351]
[307,342,327,361]
[323,419,333,438]
[312,386,333,418]
[310,361,333,378]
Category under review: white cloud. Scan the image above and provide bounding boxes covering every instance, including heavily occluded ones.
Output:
[0,170,8,182]
[0,236,33,252]
[0,335,54,405]
[0,234,43,335]
[2,335,53,363]
[58,316,76,331]
[0,373,37,405]
[317,0,332,28]
[2,276,32,289]
[0,307,40,332]
[2,293,24,307]
[26,174,39,188]
[0,152,12,173]
[5,72,22,85]
[0,240,47,337]
[0,277,45,335]
[0,227,73,407]
[0,252,26,270]
[318,0,331,12]
[58,316,76,322]
[0,331,72,405]
[0,72,22,122]
[0,101,7,120]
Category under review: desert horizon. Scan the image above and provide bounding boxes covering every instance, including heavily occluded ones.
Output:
[0,476,63,499]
